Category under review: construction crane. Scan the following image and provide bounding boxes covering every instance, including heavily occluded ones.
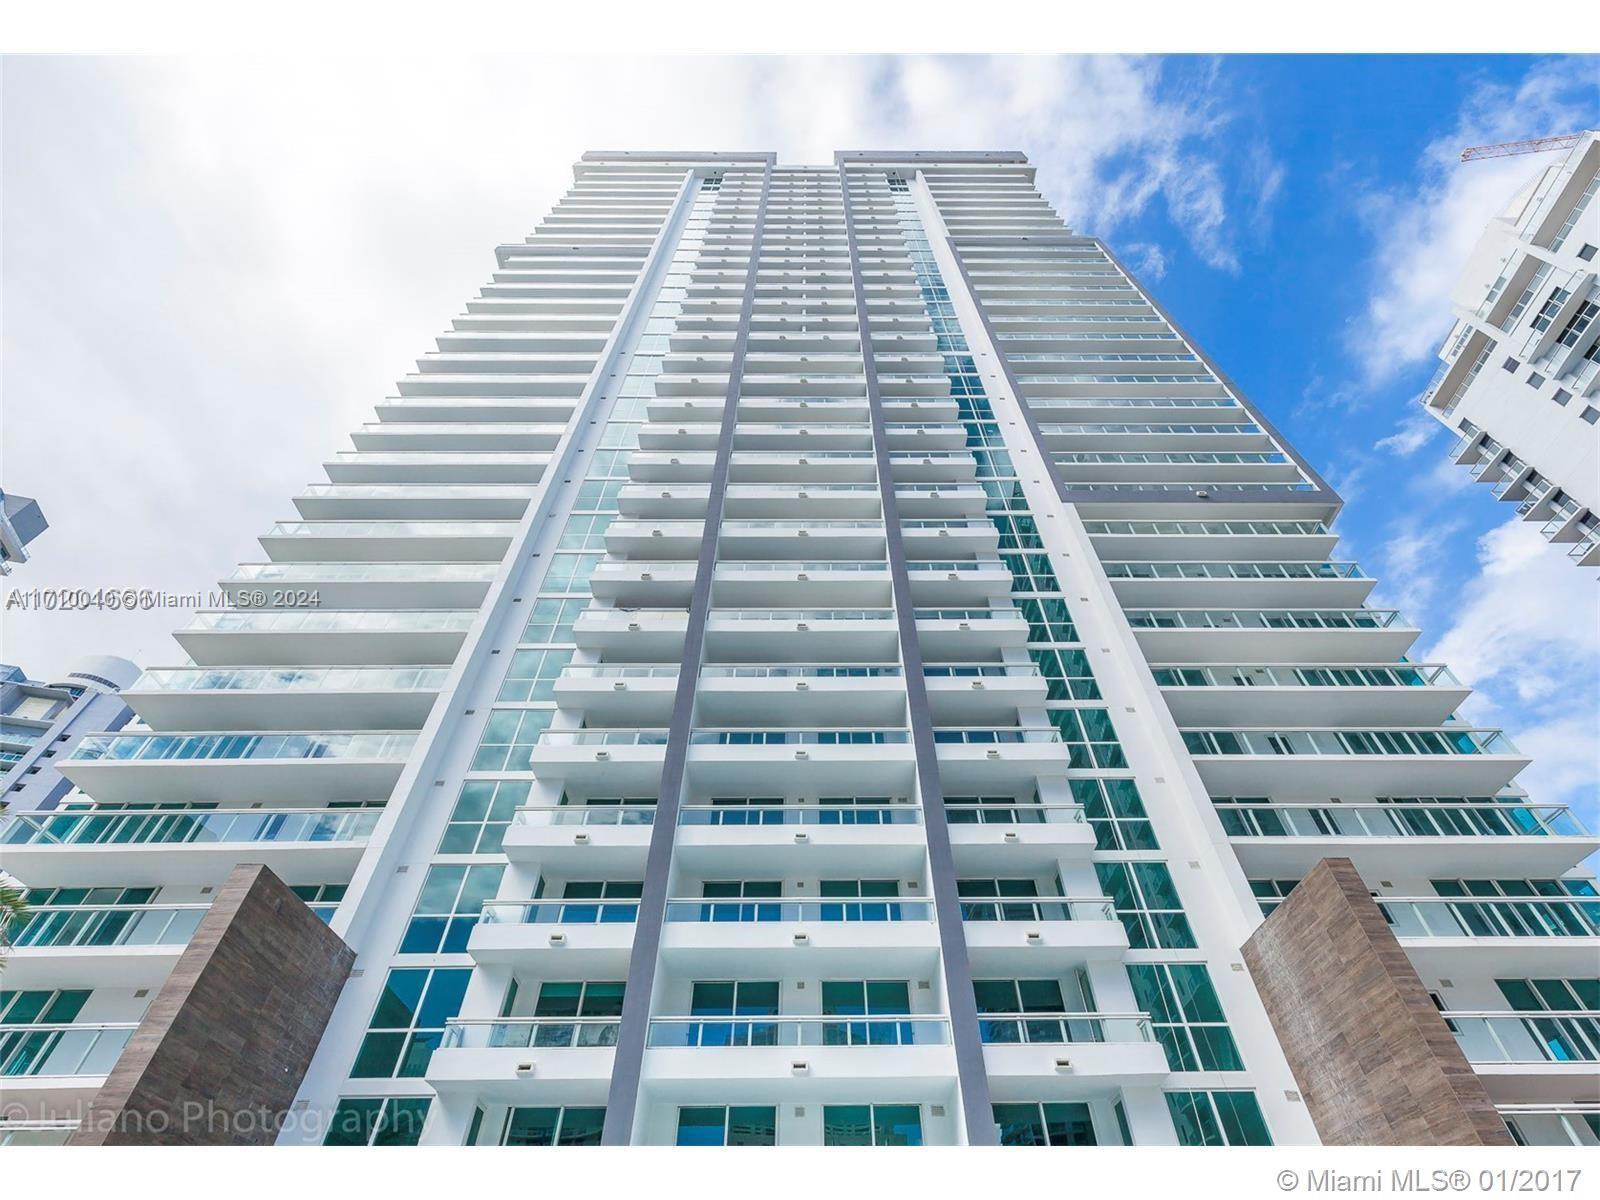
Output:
[1460,133,1586,162]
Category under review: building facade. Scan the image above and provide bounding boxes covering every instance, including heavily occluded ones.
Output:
[1,656,140,811]
[1421,131,1600,569]
[2,151,1595,1149]
[0,490,49,571]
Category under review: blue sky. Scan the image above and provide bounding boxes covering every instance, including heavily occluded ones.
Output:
[3,52,1597,821]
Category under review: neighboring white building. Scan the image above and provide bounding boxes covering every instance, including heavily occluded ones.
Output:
[2,152,1595,1149]
[1422,131,1600,569]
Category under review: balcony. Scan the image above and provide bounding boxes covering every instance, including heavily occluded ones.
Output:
[642,1016,956,1103]
[1153,662,1469,725]
[1217,801,1596,875]
[123,666,447,731]
[1125,608,1418,662]
[174,609,476,666]
[946,803,1095,871]
[659,897,939,975]
[1378,896,1600,975]
[1448,1011,1600,1103]
[222,562,497,610]
[291,483,536,520]
[0,806,380,887]
[1101,560,1374,606]
[2,903,209,988]
[978,1012,1170,1095]
[427,1018,618,1105]
[673,803,926,874]
[257,519,517,562]
[499,804,655,871]
[1181,727,1528,794]
[61,731,417,804]
[468,900,638,974]
[0,1022,137,1120]
[961,898,1130,973]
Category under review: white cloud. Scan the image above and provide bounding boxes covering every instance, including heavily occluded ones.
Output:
[1345,57,1598,387]
[1374,411,1444,457]
[1122,242,1170,280]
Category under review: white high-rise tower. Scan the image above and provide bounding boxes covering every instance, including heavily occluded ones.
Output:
[3,152,1594,1149]
[1422,131,1600,569]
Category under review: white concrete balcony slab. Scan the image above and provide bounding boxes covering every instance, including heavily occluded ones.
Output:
[0,1022,136,1121]
[292,483,536,520]
[222,561,497,611]
[324,451,551,484]
[702,612,902,662]
[914,610,1031,657]
[1126,609,1420,663]
[923,667,1049,724]
[692,668,908,726]
[979,1013,1170,1095]
[551,665,680,723]
[905,562,1013,606]
[258,519,517,563]
[499,805,655,872]
[349,422,567,452]
[0,806,379,888]
[671,804,926,875]
[1105,571,1375,607]
[947,804,1096,872]
[522,729,668,790]
[641,1017,956,1103]
[659,898,941,975]
[1380,897,1600,977]
[1083,525,1340,563]
[962,899,1130,974]
[123,666,446,731]
[61,731,416,805]
[396,373,590,399]
[1448,1011,1600,1104]
[174,609,475,667]
[1,904,207,989]
[468,902,637,974]
[1220,802,1597,877]
[709,563,895,609]
[428,1018,618,1106]
[371,397,578,425]
[1155,662,1470,727]
[1183,727,1530,795]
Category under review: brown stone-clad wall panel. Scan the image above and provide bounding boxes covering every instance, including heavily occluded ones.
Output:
[1242,857,1513,1146]
[69,863,354,1146]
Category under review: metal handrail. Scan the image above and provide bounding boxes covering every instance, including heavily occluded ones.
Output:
[1214,802,1586,839]
[440,1018,621,1050]
[677,804,919,826]
[663,898,935,923]
[958,897,1117,922]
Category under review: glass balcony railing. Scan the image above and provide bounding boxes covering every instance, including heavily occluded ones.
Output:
[68,731,418,764]
[263,520,516,538]
[701,665,904,679]
[229,562,499,583]
[646,1016,950,1047]
[936,723,1063,746]
[440,1018,621,1050]
[1182,728,1518,758]
[975,1012,1153,1045]
[1127,608,1404,631]
[513,805,656,828]
[708,609,894,622]
[1153,663,1460,689]
[478,900,639,926]
[1379,897,1600,939]
[181,610,476,634]
[959,897,1117,923]
[130,667,449,693]
[1103,561,1366,581]
[663,898,935,923]
[1215,802,1586,839]
[690,729,911,746]
[8,904,210,949]
[1,807,383,847]
[946,803,1085,826]
[535,729,671,747]
[678,804,919,826]
[1082,519,1332,537]
[0,1023,138,1077]
[1446,1012,1600,1064]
